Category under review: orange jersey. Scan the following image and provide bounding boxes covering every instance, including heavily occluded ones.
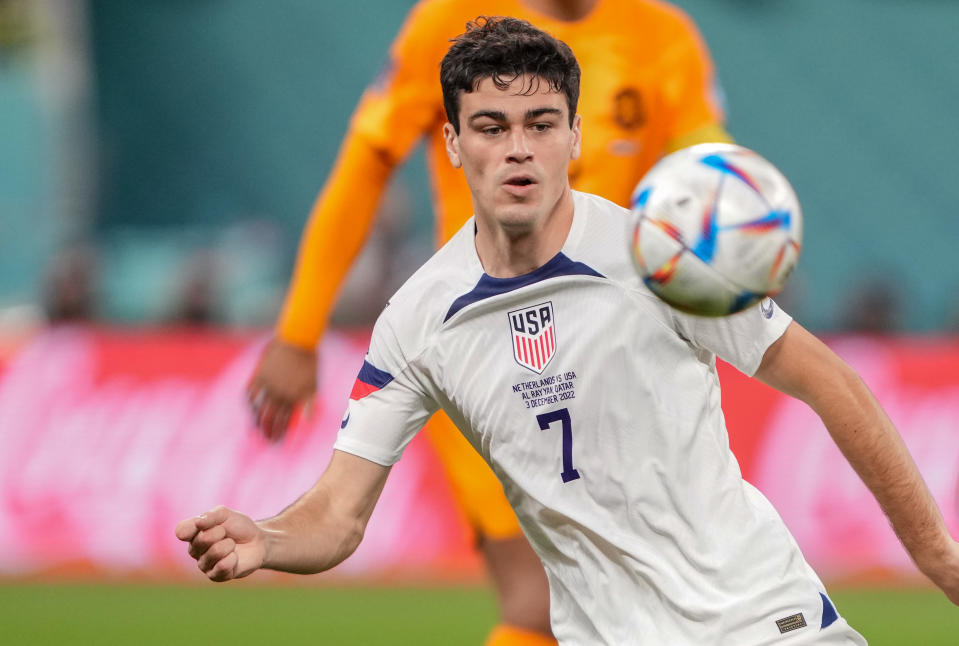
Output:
[278,0,728,348]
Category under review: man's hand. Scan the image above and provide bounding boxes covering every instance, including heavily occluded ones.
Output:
[175,506,266,582]
[247,337,318,442]
[915,539,959,606]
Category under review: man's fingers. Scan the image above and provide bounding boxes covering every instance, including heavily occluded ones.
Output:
[175,505,229,542]
[175,507,227,544]
[263,403,293,442]
[174,518,199,542]
[259,400,280,436]
[187,524,228,560]
[198,524,227,544]
[247,386,266,415]
[274,407,292,435]
[249,388,293,441]
[196,537,237,575]
[177,506,261,581]
[207,550,239,582]
[247,338,318,439]
[194,506,231,530]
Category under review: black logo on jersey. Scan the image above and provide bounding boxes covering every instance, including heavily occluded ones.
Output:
[775,613,807,634]
[612,87,645,130]
[508,302,556,374]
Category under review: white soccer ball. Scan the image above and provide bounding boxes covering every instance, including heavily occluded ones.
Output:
[628,143,802,316]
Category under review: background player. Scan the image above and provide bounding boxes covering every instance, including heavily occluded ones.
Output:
[183,17,959,644]
[247,2,731,643]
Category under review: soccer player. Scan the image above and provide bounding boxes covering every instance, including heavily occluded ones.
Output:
[248,2,730,643]
[182,17,959,645]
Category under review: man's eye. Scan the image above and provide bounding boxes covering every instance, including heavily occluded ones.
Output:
[531,123,551,132]
[482,126,502,136]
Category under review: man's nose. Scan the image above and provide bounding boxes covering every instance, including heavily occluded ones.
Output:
[506,129,533,162]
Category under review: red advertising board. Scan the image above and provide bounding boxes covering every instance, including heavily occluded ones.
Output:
[1,327,957,583]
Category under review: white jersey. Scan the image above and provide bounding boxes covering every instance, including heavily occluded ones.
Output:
[335,191,865,646]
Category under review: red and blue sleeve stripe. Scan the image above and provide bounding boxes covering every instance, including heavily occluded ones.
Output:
[349,360,395,400]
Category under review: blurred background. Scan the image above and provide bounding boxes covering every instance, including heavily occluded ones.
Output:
[3,0,959,333]
[1,0,958,643]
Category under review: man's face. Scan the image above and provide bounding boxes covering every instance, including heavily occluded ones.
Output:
[443,75,581,236]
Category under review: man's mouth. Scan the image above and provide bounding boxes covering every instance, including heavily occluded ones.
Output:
[505,177,535,187]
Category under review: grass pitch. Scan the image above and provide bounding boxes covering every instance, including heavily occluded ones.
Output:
[0,582,955,644]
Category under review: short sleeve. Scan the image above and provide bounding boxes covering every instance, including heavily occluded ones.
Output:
[333,313,439,466]
[670,298,792,376]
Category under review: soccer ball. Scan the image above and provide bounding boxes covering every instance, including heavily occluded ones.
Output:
[628,143,802,316]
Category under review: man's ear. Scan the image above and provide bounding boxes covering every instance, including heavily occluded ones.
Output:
[570,113,582,161]
[443,122,462,169]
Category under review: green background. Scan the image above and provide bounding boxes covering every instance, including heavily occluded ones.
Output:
[2,583,956,645]
[3,0,958,328]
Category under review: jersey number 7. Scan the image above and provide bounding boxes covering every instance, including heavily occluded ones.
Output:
[536,408,581,483]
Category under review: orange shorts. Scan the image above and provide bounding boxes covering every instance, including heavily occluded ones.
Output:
[423,409,523,540]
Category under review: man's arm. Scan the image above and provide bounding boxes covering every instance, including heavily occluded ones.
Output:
[248,1,447,441]
[660,7,731,153]
[754,321,959,604]
[175,450,391,581]
[274,140,397,352]
[246,139,394,439]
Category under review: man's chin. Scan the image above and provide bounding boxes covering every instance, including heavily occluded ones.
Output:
[494,207,540,234]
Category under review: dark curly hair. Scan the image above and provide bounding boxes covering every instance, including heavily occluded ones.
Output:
[440,16,581,134]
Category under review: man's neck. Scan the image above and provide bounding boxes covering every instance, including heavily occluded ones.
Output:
[521,0,599,22]
[474,190,575,278]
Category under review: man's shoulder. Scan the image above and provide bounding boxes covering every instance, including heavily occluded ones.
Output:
[617,0,699,27]
[571,190,633,248]
[569,191,668,300]
[574,189,630,216]
[388,0,491,69]
[596,0,703,54]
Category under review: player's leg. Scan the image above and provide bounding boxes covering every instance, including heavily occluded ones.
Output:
[480,534,553,643]
[423,411,555,644]
[485,624,555,646]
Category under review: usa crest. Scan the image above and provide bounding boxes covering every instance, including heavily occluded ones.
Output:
[508,302,556,374]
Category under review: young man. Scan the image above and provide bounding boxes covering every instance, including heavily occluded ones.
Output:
[249,3,730,642]
[183,18,959,644]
